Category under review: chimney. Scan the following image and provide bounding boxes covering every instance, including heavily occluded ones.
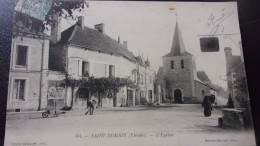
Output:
[95,23,105,33]
[78,16,84,28]
[224,47,232,57]
[118,36,120,43]
[123,41,127,49]
[51,14,62,44]
[224,47,232,74]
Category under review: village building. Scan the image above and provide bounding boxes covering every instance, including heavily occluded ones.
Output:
[7,14,155,111]
[156,23,215,104]
[49,16,156,109]
[224,45,247,108]
[6,16,51,111]
[6,14,67,112]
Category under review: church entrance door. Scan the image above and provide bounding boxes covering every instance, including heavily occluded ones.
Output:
[174,89,182,103]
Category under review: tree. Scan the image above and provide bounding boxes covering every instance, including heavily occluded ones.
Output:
[210,84,228,98]
[13,0,88,36]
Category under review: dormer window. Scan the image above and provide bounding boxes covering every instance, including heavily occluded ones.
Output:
[181,60,184,69]
[170,60,174,69]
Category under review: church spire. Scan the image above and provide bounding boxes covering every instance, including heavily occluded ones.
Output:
[169,22,186,56]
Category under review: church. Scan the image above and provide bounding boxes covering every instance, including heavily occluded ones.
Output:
[156,22,215,104]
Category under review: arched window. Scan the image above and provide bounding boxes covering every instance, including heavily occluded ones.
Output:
[201,90,205,95]
[171,60,174,69]
[181,60,184,69]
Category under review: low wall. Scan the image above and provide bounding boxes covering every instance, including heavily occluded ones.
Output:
[222,108,245,129]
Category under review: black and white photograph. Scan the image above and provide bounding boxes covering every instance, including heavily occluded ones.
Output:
[2,0,257,146]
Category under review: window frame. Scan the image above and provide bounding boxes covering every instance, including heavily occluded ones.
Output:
[9,77,29,102]
[181,59,184,69]
[109,65,115,77]
[12,43,31,70]
[82,61,90,77]
[16,45,28,67]
[170,60,174,69]
[14,79,26,101]
[140,74,144,84]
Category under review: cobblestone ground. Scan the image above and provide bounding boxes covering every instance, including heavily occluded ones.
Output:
[4,104,256,146]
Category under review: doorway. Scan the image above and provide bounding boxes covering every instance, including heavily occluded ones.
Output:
[174,89,182,103]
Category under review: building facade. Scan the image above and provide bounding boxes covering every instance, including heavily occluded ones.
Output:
[49,16,155,108]
[6,19,67,112]
[7,22,51,111]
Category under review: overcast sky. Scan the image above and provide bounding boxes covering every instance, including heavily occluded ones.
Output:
[57,1,243,89]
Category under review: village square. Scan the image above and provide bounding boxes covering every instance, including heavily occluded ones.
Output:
[4,1,256,146]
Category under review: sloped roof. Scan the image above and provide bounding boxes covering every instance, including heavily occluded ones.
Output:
[195,80,217,91]
[163,22,192,57]
[197,71,210,82]
[61,23,136,62]
[134,56,147,67]
[157,67,163,77]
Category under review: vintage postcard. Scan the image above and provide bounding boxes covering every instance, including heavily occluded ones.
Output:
[4,0,256,146]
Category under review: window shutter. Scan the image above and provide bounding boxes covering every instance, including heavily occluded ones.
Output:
[69,59,78,76]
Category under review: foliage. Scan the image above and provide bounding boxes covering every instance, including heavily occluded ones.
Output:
[233,77,253,127]
[13,0,88,35]
[234,77,248,95]
[140,97,147,105]
[62,76,137,92]
[45,0,87,28]
[210,84,228,98]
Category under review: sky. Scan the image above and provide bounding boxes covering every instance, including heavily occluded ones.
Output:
[55,1,243,89]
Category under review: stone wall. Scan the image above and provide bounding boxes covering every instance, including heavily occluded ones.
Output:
[194,81,211,103]
[222,108,244,129]
[162,55,196,102]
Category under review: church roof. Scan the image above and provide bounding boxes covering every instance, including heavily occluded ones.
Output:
[163,22,191,57]
[197,71,210,82]
[61,23,137,62]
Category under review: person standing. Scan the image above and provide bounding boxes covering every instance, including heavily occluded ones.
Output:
[227,95,235,108]
[202,95,212,117]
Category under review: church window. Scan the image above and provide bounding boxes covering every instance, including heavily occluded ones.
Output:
[170,60,174,69]
[201,90,205,95]
[181,60,184,69]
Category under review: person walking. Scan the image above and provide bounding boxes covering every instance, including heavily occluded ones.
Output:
[85,99,94,115]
